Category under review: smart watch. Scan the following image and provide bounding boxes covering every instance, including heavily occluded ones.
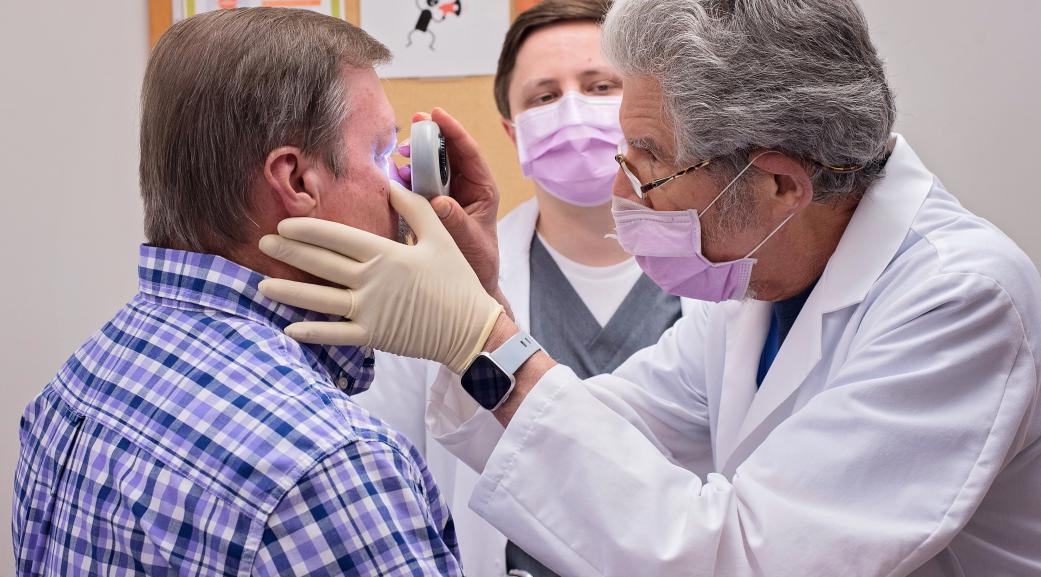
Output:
[460,331,542,411]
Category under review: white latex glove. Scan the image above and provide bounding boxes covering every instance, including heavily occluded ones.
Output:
[257,182,504,375]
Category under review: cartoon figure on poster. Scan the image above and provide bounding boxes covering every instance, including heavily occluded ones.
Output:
[360,0,506,78]
[407,0,463,50]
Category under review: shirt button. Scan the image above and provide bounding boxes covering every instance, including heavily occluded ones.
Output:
[337,376,350,391]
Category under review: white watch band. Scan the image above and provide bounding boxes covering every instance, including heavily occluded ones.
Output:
[491,331,542,376]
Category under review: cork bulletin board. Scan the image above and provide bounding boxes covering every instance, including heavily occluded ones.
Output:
[147,0,538,216]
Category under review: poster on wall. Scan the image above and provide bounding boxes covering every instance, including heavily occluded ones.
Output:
[359,0,510,79]
[172,0,345,22]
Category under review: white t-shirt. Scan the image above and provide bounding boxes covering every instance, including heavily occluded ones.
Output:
[536,233,643,327]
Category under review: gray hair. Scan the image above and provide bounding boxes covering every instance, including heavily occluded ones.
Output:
[140,8,391,253]
[603,0,895,204]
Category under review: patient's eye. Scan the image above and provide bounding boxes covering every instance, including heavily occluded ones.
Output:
[373,143,395,177]
[374,138,395,164]
[372,126,399,171]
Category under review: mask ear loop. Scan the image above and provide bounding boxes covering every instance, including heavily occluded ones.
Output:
[696,151,795,259]
[736,151,798,258]
[743,211,795,259]
[699,151,774,217]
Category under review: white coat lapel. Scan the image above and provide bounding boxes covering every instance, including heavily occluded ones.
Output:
[723,135,936,471]
[722,288,828,473]
[497,198,540,331]
[714,299,773,469]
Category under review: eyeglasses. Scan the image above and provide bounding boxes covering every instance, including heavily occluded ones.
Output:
[614,143,712,199]
[614,142,866,199]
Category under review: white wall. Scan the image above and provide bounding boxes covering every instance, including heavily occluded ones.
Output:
[0,1,149,570]
[859,0,1041,266]
[0,0,1038,571]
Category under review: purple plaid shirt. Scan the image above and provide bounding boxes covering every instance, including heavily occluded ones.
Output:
[13,246,462,576]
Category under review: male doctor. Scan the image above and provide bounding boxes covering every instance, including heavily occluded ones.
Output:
[258,0,1041,575]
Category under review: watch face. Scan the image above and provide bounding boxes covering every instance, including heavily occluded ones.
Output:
[461,354,515,411]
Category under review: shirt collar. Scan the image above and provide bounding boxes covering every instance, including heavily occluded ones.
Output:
[137,245,375,394]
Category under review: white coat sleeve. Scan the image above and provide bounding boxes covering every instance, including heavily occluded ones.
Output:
[426,364,506,474]
[426,307,714,475]
[467,272,1035,577]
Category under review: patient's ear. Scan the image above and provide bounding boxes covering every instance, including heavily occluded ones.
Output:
[264,146,322,217]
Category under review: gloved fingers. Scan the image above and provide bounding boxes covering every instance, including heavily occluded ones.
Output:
[391,162,412,189]
[258,279,356,319]
[259,235,366,288]
[275,217,390,262]
[283,321,370,347]
[388,181,448,242]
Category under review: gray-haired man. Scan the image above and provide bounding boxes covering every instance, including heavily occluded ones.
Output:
[260,0,1041,575]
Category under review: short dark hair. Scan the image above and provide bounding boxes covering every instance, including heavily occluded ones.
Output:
[493,0,612,119]
[140,8,390,253]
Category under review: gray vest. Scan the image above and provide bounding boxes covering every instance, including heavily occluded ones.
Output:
[507,236,682,577]
[528,236,682,379]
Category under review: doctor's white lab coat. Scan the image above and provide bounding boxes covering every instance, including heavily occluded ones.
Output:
[427,135,1041,577]
[358,198,698,576]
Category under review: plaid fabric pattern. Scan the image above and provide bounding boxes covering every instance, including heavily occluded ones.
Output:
[13,246,461,576]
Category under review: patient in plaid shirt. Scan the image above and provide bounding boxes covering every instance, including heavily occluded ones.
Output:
[13,9,462,577]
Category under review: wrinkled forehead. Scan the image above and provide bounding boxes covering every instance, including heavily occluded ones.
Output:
[619,75,676,159]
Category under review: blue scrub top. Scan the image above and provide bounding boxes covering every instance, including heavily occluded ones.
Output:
[756,279,818,387]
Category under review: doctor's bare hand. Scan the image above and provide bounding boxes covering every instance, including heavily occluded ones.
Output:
[413,108,503,301]
[257,182,503,375]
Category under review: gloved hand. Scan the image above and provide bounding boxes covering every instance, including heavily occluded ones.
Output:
[257,181,504,375]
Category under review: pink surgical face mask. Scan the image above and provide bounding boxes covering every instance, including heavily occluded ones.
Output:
[611,156,793,302]
[513,92,623,207]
